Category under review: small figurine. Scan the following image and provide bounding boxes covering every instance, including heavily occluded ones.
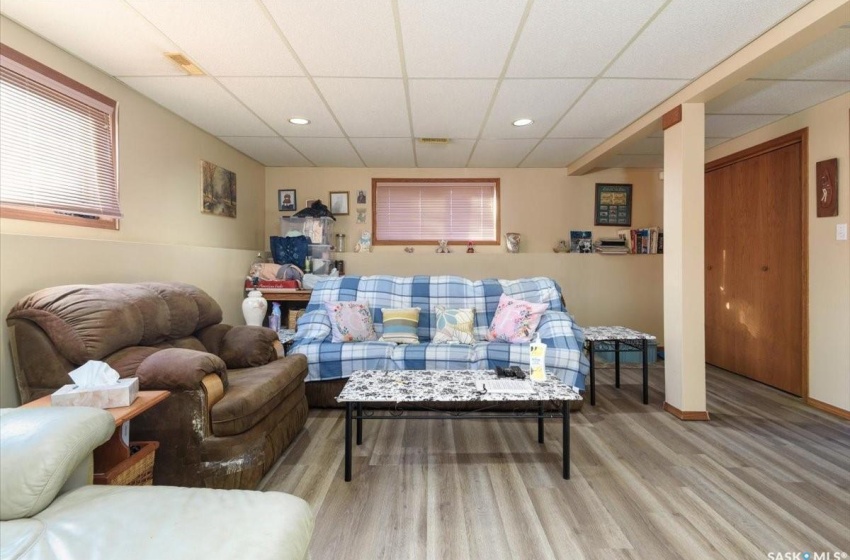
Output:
[354,231,372,253]
[553,240,569,253]
[404,246,414,253]
[466,241,475,253]
[435,240,450,253]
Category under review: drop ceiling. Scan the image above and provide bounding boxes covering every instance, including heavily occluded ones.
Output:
[1,0,847,168]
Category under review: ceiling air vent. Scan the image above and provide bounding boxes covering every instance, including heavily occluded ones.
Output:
[417,138,450,144]
[165,53,204,76]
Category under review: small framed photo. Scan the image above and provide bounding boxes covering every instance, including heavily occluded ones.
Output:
[304,199,317,209]
[330,191,350,215]
[356,189,367,204]
[278,189,297,212]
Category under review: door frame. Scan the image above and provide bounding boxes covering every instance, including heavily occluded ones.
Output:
[705,128,809,400]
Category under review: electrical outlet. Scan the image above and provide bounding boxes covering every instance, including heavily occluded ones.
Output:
[838,223,848,241]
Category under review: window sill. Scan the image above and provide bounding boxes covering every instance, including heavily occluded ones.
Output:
[0,207,119,230]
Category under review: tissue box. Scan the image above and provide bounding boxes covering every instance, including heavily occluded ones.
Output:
[50,377,139,409]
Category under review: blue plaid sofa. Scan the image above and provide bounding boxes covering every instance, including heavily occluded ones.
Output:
[290,275,589,391]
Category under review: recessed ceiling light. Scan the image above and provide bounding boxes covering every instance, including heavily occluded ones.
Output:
[289,118,310,125]
[512,118,533,127]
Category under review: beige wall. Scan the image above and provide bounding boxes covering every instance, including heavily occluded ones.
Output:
[706,93,850,412]
[265,167,665,343]
[0,17,266,407]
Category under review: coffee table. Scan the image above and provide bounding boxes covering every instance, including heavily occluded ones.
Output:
[336,369,582,481]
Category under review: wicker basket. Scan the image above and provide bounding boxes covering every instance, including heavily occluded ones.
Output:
[94,441,158,486]
[288,308,305,330]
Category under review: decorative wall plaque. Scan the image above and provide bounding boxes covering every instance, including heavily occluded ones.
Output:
[816,158,838,218]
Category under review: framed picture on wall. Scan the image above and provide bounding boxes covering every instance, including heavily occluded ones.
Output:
[278,189,297,212]
[330,191,350,215]
[594,183,632,226]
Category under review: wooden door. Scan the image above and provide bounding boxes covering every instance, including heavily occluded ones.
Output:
[705,132,805,396]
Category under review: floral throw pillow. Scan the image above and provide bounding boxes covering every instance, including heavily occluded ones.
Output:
[486,293,548,343]
[324,301,377,343]
[432,306,475,344]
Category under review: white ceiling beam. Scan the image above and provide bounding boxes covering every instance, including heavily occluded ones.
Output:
[567,0,850,175]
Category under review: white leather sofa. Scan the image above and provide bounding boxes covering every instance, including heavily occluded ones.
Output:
[0,407,313,560]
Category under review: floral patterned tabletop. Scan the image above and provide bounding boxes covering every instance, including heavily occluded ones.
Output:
[336,369,582,403]
[582,326,656,342]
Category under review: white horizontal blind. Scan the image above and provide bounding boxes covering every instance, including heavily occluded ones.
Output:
[0,46,120,219]
[374,179,498,243]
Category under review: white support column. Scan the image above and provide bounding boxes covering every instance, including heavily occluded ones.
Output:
[662,103,708,420]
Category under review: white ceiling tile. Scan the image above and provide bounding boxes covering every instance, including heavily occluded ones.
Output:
[219,77,342,137]
[481,79,591,139]
[705,114,786,138]
[757,28,850,81]
[550,79,686,138]
[520,138,604,168]
[398,0,526,78]
[315,79,410,137]
[415,140,476,167]
[219,137,312,166]
[507,0,665,78]
[350,138,416,167]
[602,154,664,168]
[408,80,497,138]
[0,0,183,76]
[286,138,363,167]
[262,0,400,77]
[467,139,538,167]
[119,77,275,136]
[606,0,809,79]
[127,0,302,76]
[708,79,850,115]
[619,137,664,155]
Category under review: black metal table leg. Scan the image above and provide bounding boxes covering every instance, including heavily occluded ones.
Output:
[356,402,363,445]
[588,342,596,406]
[642,339,649,404]
[562,401,570,480]
[538,401,544,444]
[614,340,621,388]
[344,402,353,481]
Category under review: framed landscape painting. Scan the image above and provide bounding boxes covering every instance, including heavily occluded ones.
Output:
[201,160,236,218]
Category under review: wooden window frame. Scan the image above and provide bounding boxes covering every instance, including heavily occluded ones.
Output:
[0,43,120,230]
[371,178,501,245]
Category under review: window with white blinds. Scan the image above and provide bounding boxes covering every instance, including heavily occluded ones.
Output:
[373,178,499,244]
[0,43,120,228]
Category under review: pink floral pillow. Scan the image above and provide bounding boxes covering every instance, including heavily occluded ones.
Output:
[486,293,548,343]
[324,301,377,342]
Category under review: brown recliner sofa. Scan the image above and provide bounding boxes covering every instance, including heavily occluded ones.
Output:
[6,282,308,490]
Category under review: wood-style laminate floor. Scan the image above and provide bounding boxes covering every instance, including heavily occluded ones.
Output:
[259,364,850,560]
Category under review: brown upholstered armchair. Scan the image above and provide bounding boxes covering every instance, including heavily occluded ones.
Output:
[6,282,308,489]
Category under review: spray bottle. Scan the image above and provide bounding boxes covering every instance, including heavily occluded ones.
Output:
[269,302,282,332]
[529,331,547,382]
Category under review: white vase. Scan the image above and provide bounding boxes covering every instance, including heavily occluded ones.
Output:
[242,290,268,326]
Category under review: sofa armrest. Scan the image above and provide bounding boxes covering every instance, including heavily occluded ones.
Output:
[218,325,280,368]
[136,348,227,391]
[0,407,114,520]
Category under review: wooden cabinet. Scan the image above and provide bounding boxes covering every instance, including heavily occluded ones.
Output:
[705,132,805,396]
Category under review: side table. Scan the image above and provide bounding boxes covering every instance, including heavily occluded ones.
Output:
[583,327,656,406]
[23,390,170,484]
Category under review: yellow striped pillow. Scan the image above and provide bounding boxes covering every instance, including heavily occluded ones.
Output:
[379,307,421,344]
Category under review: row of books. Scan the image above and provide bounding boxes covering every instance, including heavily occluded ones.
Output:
[617,227,663,254]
